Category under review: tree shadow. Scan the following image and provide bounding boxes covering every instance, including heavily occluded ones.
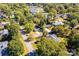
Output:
[1,48,8,56]
[27,51,38,56]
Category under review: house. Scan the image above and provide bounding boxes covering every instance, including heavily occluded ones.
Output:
[20,26,24,30]
[30,6,44,15]
[55,13,68,19]
[55,18,64,22]
[46,24,51,28]
[53,21,64,26]
[61,14,68,19]
[48,34,66,42]
[55,14,63,18]
[29,32,42,38]
[0,29,8,36]
[49,34,60,42]
[44,24,52,33]
[45,28,51,33]
[52,18,64,26]
[2,29,8,35]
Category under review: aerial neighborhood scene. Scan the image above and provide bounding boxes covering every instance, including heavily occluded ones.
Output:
[0,3,79,56]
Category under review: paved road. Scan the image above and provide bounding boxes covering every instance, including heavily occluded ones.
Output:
[25,42,34,52]
[0,41,8,56]
[20,28,36,56]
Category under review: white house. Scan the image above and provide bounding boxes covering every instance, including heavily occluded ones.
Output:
[52,18,64,26]
[30,6,44,15]
[0,29,9,36]
[53,21,64,26]
[49,34,60,42]
[45,28,51,33]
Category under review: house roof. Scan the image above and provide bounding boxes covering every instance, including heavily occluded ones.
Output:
[30,6,44,15]
[29,32,42,38]
[0,29,8,35]
[46,24,51,28]
[55,18,64,22]
[49,34,60,42]
[53,21,64,26]
[45,28,51,33]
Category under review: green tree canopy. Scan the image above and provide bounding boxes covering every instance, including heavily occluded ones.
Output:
[8,39,24,56]
[36,37,68,56]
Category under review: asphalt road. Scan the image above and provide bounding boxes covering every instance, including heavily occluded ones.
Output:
[20,29,36,56]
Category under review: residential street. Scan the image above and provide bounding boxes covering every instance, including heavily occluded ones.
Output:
[0,41,8,56]
[20,28,36,56]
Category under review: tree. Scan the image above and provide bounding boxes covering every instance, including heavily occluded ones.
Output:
[24,20,35,33]
[7,23,25,56]
[36,37,68,56]
[35,12,47,24]
[52,25,71,37]
[44,5,49,12]
[72,13,79,22]
[68,32,79,55]
[70,19,78,28]
[42,30,48,37]
[23,6,33,20]
[49,8,57,17]
[39,21,46,32]
[6,23,20,40]
[0,35,2,41]
[71,33,79,48]
[33,18,40,24]
[8,39,24,56]
[0,4,12,16]
[15,10,26,25]
[57,4,66,14]
[0,34,8,41]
